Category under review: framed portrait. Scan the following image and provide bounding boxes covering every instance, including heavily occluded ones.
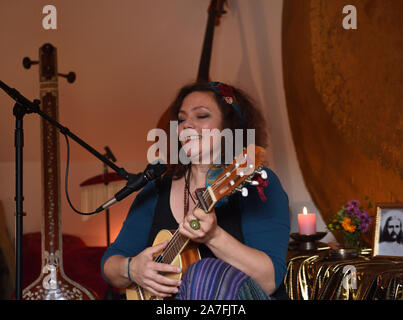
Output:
[373,203,403,258]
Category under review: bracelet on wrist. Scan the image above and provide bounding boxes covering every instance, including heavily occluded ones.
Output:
[127,257,135,283]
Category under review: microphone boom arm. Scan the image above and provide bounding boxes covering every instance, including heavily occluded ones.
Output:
[0,79,130,180]
[95,162,168,213]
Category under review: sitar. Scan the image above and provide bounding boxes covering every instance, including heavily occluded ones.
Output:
[126,145,266,300]
[22,43,96,300]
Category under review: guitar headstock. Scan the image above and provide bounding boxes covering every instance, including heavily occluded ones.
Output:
[210,145,267,201]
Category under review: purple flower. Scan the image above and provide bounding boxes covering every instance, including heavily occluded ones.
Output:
[356,211,372,233]
[359,218,371,233]
[359,211,369,220]
[346,199,360,210]
[359,223,369,233]
[345,207,361,222]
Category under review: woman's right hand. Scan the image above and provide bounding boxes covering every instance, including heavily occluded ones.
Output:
[128,240,182,298]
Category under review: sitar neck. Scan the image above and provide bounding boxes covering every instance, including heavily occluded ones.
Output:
[39,43,62,255]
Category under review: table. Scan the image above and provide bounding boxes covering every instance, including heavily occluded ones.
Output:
[284,245,403,300]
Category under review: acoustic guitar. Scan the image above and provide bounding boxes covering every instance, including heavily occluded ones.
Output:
[126,144,266,300]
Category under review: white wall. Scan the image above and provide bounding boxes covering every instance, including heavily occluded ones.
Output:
[0,0,333,247]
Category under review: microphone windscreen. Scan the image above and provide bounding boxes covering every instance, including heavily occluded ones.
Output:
[146,161,168,180]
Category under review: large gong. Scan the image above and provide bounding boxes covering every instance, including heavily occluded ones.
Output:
[282,0,402,244]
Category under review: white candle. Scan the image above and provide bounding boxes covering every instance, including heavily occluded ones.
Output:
[298,206,316,235]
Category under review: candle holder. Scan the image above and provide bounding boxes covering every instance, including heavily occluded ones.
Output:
[290,232,327,251]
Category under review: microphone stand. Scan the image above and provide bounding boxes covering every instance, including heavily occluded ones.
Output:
[0,80,131,300]
[102,147,119,300]
[104,162,112,248]
[13,102,26,301]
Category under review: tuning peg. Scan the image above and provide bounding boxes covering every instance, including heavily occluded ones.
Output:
[22,57,38,69]
[260,170,268,180]
[234,186,248,197]
[241,187,248,197]
[58,72,76,83]
[23,57,76,83]
[250,180,259,186]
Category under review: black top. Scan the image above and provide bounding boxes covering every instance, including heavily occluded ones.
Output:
[146,175,244,258]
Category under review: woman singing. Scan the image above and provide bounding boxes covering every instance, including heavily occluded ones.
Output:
[101,81,290,300]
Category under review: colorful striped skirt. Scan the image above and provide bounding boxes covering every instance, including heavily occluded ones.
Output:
[175,258,271,300]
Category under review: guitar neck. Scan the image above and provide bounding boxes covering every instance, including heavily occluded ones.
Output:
[157,231,190,265]
[156,188,212,264]
[154,144,263,266]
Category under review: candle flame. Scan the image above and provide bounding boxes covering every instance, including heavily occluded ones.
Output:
[303,206,308,215]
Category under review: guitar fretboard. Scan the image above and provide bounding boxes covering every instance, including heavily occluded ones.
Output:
[156,188,211,265]
[158,232,190,265]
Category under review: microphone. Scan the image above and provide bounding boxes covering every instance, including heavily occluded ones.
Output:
[95,161,168,213]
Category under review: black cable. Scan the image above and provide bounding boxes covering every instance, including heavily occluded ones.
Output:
[63,133,99,215]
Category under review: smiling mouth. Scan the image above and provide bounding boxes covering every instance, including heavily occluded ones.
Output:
[184,135,202,143]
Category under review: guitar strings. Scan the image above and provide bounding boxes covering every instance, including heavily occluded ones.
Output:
[160,148,260,263]
[155,161,255,264]
[138,153,257,297]
[156,161,253,264]
[155,163,245,264]
[156,165,238,263]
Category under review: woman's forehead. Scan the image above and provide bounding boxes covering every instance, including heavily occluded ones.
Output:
[179,91,219,112]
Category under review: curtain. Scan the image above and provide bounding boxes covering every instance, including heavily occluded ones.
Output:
[282,0,403,245]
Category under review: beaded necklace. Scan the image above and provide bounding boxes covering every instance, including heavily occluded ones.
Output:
[183,166,196,215]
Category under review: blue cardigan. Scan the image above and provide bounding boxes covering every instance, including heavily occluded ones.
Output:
[101,168,290,289]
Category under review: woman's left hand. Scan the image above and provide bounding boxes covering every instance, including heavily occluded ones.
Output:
[179,207,220,244]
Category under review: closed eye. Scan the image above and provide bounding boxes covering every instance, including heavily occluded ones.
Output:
[197,114,210,119]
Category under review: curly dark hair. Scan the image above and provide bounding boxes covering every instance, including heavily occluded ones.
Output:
[160,81,268,179]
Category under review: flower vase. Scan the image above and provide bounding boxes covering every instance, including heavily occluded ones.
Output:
[343,232,361,250]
